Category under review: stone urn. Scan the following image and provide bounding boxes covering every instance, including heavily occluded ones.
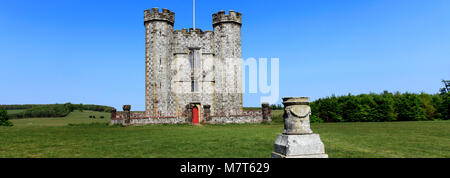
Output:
[282,97,313,135]
[272,97,328,158]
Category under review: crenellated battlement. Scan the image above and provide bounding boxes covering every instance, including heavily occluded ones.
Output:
[172,28,214,54]
[174,28,213,37]
[212,10,242,26]
[144,8,175,25]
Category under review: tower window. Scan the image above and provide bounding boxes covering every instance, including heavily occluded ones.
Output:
[191,81,198,92]
[189,49,200,70]
[189,49,200,93]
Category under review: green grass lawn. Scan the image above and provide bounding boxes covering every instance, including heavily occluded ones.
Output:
[0,110,449,158]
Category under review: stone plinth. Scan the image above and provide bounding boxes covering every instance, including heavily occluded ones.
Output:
[272,97,328,158]
[271,134,328,158]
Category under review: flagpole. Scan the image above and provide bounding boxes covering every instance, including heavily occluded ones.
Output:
[193,0,196,30]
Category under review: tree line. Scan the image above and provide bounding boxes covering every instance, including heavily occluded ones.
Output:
[309,91,449,123]
[3,103,115,119]
[0,104,46,110]
[270,104,284,110]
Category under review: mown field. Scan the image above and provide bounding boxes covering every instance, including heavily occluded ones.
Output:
[0,110,449,158]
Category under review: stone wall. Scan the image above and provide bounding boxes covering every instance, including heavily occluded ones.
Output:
[111,114,269,125]
[110,105,271,125]
[207,110,271,124]
[111,117,187,125]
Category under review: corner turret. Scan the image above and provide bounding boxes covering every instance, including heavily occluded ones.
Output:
[144,7,175,116]
[212,10,242,27]
[144,8,175,25]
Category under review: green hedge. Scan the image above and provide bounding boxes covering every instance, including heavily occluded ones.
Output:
[310,91,449,123]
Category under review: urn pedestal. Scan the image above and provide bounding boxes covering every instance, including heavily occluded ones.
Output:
[271,97,328,158]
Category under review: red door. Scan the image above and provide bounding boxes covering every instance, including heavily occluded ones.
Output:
[192,107,199,124]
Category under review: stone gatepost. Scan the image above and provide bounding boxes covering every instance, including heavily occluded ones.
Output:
[262,102,271,122]
[272,97,328,158]
[203,105,211,122]
[186,104,193,122]
[123,105,131,126]
[111,108,117,119]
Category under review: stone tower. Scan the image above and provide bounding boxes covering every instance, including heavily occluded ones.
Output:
[144,8,175,116]
[144,8,243,121]
[212,10,243,116]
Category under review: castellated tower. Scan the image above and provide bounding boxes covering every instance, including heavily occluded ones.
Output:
[144,8,243,121]
[144,8,175,116]
[212,11,243,116]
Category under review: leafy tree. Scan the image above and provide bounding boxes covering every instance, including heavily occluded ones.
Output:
[64,102,74,112]
[439,92,450,120]
[342,94,360,122]
[379,91,397,121]
[0,108,13,126]
[419,93,437,120]
[394,93,427,121]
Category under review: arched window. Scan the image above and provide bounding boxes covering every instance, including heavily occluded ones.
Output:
[189,49,200,92]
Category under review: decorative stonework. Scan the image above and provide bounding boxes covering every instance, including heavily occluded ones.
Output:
[272,97,328,158]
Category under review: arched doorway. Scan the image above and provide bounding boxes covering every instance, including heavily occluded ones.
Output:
[192,106,199,124]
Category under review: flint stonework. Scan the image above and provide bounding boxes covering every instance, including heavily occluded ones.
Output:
[203,105,211,121]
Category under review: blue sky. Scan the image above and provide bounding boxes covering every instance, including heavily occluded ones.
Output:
[1,0,449,110]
